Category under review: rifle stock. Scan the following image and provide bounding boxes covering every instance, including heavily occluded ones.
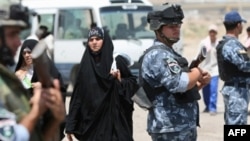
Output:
[189,46,207,69]
[31,40,53,88]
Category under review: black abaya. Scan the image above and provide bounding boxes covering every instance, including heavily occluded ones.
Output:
[65,28,138,141]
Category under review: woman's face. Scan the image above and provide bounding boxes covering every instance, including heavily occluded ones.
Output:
[22,48,33,66]
[88,36,103,52]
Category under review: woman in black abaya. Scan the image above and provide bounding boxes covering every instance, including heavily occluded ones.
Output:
[14,39,67,140]
[66,27,138,141]
[15,39,66,96]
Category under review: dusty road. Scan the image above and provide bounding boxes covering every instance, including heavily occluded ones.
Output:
[62,80,250,141]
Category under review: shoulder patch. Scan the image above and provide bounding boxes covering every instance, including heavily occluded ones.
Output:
[165,58,181,74]
[0,119,16,141]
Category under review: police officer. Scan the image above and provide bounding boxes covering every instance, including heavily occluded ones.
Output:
[140,3,211,141]
[216,11,250,125]
[0,0,65,140]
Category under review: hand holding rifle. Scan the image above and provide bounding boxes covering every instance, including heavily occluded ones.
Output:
[31,40,66,140]
[31,41,53,88]
[189,46,207,69]
[189,46,211,89]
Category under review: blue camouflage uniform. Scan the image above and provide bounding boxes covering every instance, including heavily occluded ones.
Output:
[141,40,198,141]
[217,36,250,125]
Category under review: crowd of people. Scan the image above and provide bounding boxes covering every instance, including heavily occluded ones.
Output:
[0,0,250,141]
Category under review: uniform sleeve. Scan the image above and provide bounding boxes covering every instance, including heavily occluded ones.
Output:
[14,124,30,141]
[0,107,29,141]
[141,49,188,93]
[0,78,30,123]
[5,93,30,122]
[223,40,250,72]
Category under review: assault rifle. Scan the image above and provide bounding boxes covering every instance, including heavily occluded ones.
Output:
[31,40,53,88]
[189,47,207,69]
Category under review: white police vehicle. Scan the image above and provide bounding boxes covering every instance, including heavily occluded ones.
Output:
[20,0,156,93]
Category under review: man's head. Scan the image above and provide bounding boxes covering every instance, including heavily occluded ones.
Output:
[147,3,184,45]
[223,11,246,35]
[208,24,218,42]
[36,25,49,40]
[0,0,30,66]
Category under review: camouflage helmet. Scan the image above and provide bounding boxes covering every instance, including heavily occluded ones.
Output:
[0,0,30,28]
[147,3,184,30]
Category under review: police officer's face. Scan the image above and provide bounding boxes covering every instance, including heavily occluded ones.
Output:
[88,36,103,52]
[238,23,243,34]
[161,24,181,39]
[4,26,22,56]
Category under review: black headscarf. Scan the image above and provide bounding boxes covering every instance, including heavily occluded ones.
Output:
[66,27,138,141]
[15,39,66,93]
[15,39,38,72]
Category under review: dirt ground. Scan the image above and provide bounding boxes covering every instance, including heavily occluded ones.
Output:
[62,79,250,141]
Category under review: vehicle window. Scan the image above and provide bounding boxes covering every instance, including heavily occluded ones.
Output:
[20,13,55,40]
[20,15,33,40]
[20,28,31,40]
[57,8,93,39]
[40,14,55,34]
[100,6,154,39]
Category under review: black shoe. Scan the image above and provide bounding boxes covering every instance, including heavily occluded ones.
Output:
[203,108,209,113]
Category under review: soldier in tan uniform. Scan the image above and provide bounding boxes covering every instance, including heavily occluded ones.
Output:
[0,0,65,141]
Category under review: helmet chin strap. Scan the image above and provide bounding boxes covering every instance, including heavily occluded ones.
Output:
[0,27,15,66]
[160,32,179,45]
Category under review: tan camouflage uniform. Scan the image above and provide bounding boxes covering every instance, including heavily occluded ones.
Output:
[0,64,43,141]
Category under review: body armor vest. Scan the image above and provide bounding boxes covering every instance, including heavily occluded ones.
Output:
[140,45,200,103]
[217,39,250,81]
[173,54,201,103]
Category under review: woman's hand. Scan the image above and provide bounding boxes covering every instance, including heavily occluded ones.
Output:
[110,69,121,82]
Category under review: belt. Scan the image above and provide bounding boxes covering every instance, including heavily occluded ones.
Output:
[224,82,250,88]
